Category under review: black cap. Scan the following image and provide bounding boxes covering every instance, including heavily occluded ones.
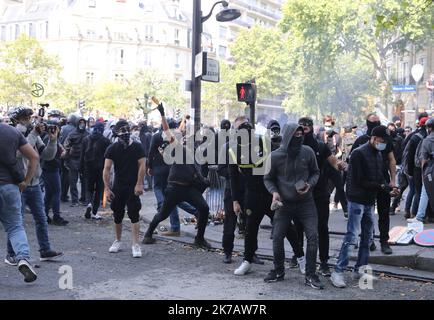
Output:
[267,119,280,130]
[220,119,231,130]
[114,119,129,132]
[371,125,389,139]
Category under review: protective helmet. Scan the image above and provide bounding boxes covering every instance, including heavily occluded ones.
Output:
[426,118,434,129]
[67,113,78,126]
[48,109,64,118]
[8,106,33,122]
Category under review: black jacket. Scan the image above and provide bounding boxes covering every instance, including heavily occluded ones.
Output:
[147,130,166,170]
[403,127,427,176]
[140,126,152,157]
[64,128,89,159]
[80,133,111,170]
[346,142,386,206]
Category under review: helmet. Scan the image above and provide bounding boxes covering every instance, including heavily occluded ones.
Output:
[67,113,78,125]
[426,118,434,129]
[7,106,33,122]
[48,109,64,118]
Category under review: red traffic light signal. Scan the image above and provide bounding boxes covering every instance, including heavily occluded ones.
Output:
[236,83,256,103]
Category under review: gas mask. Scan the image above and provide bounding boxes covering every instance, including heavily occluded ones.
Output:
[270,127,280,140]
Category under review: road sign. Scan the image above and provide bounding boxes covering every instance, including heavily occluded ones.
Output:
[414,229,434,247]
[392,85,416,92]
[202,58,220,82]
[31,83,44,97]
[411,64,424,83]
[195,52,207,78]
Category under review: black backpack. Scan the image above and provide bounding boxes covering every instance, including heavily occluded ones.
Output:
[402,132,423,175]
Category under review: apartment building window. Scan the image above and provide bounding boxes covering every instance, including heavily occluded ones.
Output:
[114,48,125,65]
[145,25,153,41]
[143,51,152,66]
[219,45,227,58]
[187,29,192,48]
[1,26,6,41]
[88,0,96,8]
[9,25,13,40]
[86,72,95,85]
[46,21,49,39]
[219,26,227,39]
[175,53,180,68]
[29,23,35,38]
[115,73,124,82]
[399,62,409,84]
[174,28,180,45]
[15,24,20,39]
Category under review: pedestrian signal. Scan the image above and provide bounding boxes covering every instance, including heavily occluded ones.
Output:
[236,83,256,103]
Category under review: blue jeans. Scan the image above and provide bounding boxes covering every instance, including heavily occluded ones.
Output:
[42,169,61,218]
[416,184,429,221]
[0,184,31,260]
[7,185,51,255]
[335,201,374,273]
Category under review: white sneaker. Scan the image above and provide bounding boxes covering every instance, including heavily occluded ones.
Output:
[132,244,142,258]
[234,260,252,275]
[331,271,346,288]
[297,256,306,275]
[109,240,122,253]
[91,214,102,220]
[407,218,420,223]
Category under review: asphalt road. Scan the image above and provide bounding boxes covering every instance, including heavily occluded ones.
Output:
[1,200,434,300]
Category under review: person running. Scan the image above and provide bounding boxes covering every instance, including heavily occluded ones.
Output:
[103,120,146,258]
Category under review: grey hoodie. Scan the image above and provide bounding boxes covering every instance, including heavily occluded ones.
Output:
[17,130,57,186]
[264,123,320,203]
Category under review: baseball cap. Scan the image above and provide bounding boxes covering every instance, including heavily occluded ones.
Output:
[371,125,389,139]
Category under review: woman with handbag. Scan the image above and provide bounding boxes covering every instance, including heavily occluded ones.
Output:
[143,102,211,249]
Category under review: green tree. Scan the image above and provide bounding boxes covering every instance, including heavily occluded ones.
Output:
[0,34,61,107]
[280,0,434,118]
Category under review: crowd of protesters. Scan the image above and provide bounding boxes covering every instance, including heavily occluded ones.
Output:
[1,102,434,291]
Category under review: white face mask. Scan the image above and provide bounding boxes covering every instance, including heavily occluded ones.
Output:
[132,131,139,137]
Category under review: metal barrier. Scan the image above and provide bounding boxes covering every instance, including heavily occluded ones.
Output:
[204,165,225,215]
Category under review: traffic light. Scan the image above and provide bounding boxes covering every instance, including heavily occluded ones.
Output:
[78,100,86,109]
[236,83,256,103]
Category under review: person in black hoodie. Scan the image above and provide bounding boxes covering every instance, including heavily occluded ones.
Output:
[349,113,396,255]
[80,121,110,220]
[139,121,153,191]
[63,117,89,206]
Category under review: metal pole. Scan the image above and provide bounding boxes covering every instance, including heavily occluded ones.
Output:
[191,0,202,134]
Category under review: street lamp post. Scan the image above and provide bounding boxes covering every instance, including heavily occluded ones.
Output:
[191,0,240,133]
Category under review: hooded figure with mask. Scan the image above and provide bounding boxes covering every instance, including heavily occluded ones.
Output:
[349,113,396,255]
[63,117,89,206]
[264,123,323,289]
[80,121,110,220]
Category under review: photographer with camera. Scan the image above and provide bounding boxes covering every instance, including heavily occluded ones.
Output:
[5,106,63,265]
[63,117,89,207]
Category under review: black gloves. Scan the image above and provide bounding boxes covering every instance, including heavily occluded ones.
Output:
[157,103,165,117]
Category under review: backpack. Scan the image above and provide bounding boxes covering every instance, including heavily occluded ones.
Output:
[402,132,423,175]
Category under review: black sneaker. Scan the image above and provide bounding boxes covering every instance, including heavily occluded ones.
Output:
[389,209,396,216]
[4,254,18,266]
[289,255,299,268]
[381,243,393,255]
[223,253,232,264]
[264,270,284,283]
[343,211,348,219]
[369,242,377,252]
[142,236,156,244]
[404,211,412,219]
[61,197,69,203]
[305,274,324,290]
[194,238,212,249]
[319,263,331,277]
[85,206,92,219]
[70,202,79,207]
[18,259,37,283]
[252,254,265,265]
[52,216,69,226]
[40,250,64,261]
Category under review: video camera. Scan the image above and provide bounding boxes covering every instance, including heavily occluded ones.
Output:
[38,103,49,117]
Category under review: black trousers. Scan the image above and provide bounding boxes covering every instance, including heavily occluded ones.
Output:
[295,197,329,263]
[60,159,70,200]
[85,165,104,214]
[391,171,408,212]
[411,167,423,216]
[329,169,347,212]
[222,188,239,255]
[147,184,209,240]
[374,188,391,244]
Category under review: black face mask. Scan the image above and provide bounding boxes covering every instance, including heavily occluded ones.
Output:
[366,120,381,136]
[289,135,303,157]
